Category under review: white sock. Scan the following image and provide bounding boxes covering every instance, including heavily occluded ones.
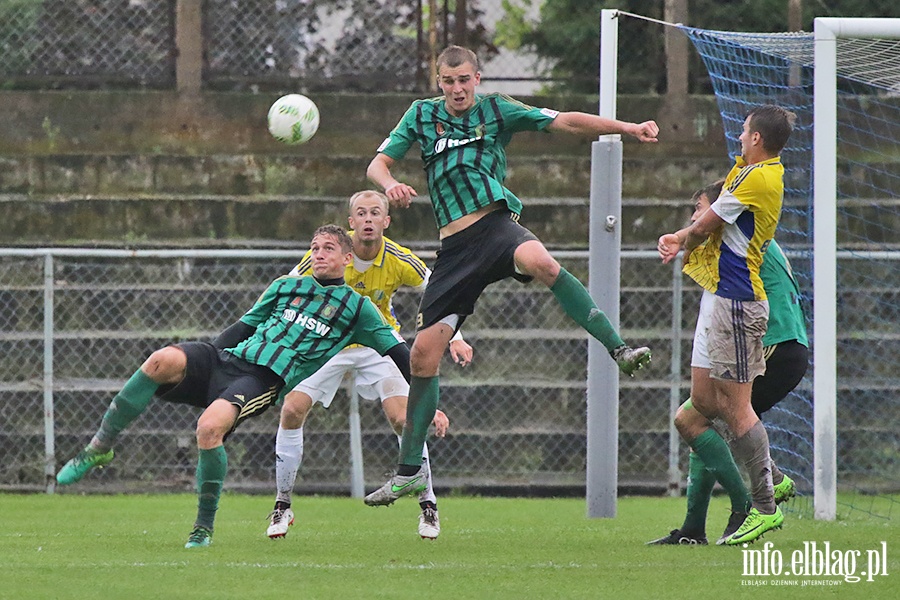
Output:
[419,442,437,505]
[275,425,304,505]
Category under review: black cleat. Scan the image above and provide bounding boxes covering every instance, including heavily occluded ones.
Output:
[646,529,708,545]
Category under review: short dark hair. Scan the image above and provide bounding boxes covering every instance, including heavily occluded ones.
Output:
[436,45,479,71]
[747,105,796,154]
[693,179,725,203]
[312,224,352,253]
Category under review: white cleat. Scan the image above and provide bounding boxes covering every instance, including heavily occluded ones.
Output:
[266,506,295,539]
[418,507,440,540]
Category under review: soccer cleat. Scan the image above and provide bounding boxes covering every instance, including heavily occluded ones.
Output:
[364,467,428,507]
[646,529,708,546]
[611,345,651,377]
[716,510,748,546]
[184,525,212,549]
[773,474,796,505]
[723,507,784,546]
[418,507,440,540]
[56,447,115,485]
[266,506,295,539]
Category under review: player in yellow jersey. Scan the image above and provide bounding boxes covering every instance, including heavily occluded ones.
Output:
[266,190,472,540]
[658,105,796,545]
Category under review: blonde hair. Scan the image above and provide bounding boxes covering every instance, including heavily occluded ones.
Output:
[348,190,389,214]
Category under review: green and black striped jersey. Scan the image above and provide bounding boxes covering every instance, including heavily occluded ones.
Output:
[377,93,557,228]
[226,275,404,389]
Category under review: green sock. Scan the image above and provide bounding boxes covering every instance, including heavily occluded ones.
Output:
[398,376,439,467]
[680,451,716,536]
[93,369,159,449]
[195,446,227,531]
[691,429,751,514]
[550,267,624,352]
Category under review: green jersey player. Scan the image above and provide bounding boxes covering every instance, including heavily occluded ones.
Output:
[55,225,409,548]
[364,45,660,507]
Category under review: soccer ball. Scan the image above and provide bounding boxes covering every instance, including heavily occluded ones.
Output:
[267,94,320,145]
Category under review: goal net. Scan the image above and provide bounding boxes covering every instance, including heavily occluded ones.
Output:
[678,20,900,519]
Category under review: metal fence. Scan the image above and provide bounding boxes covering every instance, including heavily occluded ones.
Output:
[0,247,691,495]
[0,0,176,88]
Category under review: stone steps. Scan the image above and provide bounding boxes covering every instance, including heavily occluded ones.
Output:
[9,191,890,248]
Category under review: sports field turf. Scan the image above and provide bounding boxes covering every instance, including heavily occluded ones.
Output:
[0,493,896,599]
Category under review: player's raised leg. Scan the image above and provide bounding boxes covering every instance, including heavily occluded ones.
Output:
[56,346,184,485]
[514,240,651,376]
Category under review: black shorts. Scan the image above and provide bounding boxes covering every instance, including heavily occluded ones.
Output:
[157,341,285,430]
[417,209,539,330]
[752,340,809,417]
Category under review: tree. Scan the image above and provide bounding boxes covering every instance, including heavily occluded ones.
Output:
[499,0,900,94]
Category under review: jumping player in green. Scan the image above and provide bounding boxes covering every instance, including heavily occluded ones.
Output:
[363,45,659,506]
[56,225,410,548]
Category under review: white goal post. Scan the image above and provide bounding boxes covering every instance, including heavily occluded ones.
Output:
[813,17,900,521]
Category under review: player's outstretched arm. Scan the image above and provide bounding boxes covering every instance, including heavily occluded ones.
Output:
[367,153,417,208]
[547,112,659,143]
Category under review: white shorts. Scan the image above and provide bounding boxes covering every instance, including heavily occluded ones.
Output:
[691,290,716,369]
[291,346,409,408]
[692,290,768,382]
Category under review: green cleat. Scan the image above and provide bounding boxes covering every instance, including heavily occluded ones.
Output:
[611,346,651,377]
[184,526,212,549]
[364,466,428,507]
[773,474,796,504]
[56,447,115,485]
[723,507,784,546]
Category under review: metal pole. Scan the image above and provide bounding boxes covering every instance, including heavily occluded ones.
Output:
[348,379,365,498]
[43,254,56,494]
[812,17,838,521]
[586,137,622,518]
[586,8,622,519]
[667,259,683,496]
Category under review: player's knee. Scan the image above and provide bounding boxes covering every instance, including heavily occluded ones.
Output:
[195,416,226,448]
[674,408,692,438]
[280,392,311,428]
[410,343,442,376]
[141,346,185,383]
[522,255,560,286]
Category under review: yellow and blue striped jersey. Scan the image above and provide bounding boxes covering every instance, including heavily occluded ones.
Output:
[290,233,428,331]
[683,156,784,301]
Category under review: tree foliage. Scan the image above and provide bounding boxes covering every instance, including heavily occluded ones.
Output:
[499,0,900,94]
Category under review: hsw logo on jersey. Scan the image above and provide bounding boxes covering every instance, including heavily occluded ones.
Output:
[434,134,483,155]
[281,308,331,335]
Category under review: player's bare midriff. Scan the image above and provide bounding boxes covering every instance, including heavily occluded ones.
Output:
[439,201,504,239]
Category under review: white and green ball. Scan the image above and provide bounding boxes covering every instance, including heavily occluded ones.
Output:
[267,94,320,145]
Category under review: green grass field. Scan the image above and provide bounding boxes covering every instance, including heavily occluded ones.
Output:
[1,493,896,600]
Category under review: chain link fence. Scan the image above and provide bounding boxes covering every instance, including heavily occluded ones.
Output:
[0,248,688,494]
[0,0,175,88]
[0,0,573,93]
